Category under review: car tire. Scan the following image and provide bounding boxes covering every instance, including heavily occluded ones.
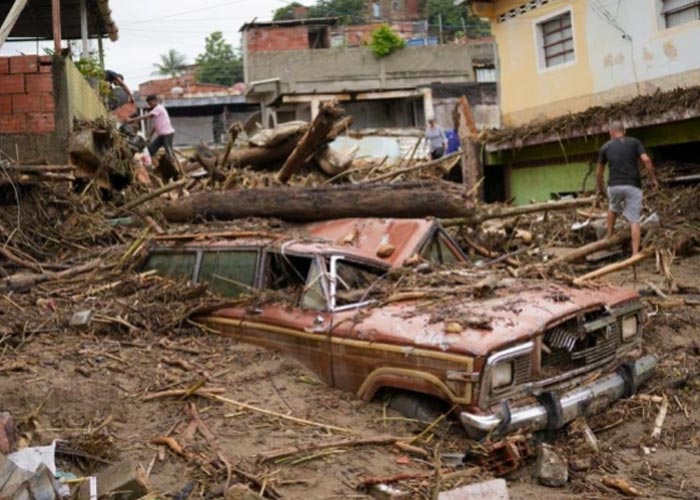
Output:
[384,390,454,433]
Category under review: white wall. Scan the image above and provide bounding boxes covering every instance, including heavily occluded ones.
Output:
[585,0,700,95]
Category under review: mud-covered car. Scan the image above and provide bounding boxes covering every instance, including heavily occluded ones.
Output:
[144,218,656,437]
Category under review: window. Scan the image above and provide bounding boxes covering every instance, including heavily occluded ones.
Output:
[663,0,700,28]
[265,253,328,310]
[143,252,197,282]
[332,259,384,307]
[391,0,400,12]
[538,12,574,68]
[198,250,258,298]
[475,67,497,82]
[421,234,462,265]
[372,1,381,18]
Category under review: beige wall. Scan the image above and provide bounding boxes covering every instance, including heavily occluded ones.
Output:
[475,0,700,125]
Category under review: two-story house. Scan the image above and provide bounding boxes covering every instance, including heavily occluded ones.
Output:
[466,0,700,204]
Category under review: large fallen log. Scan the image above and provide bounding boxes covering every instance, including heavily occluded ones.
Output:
[278,100,345,183]
[162,181,475,223]
[226,139,299,169]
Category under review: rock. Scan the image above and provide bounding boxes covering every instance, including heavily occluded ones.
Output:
[438,478,509,500]
[78,460,149,500]
[570,457,592,472]
[0,412,17,455]
[536,444,568,487]
[224,484,265,500]
[69,310,93,329]
[569,418,598,455]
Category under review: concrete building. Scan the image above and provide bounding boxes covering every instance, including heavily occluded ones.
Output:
[465,0,700,204]
[241,18,498,131]
[137,74,258,146]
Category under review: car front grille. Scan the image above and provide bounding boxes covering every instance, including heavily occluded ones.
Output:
[543,316,621,370]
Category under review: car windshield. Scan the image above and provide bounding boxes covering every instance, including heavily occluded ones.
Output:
[332,258,385,308]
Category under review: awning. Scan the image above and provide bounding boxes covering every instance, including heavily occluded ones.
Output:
[1,0,118,42]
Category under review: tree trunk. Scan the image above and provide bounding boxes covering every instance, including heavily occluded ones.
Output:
[161,181,476,223]
[456,96,482,201]
[277,99,345,184]
[225,139,299,169]
[441,196,596,226]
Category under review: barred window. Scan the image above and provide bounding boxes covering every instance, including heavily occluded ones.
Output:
[663,0,700,28]
[539,12,574,68]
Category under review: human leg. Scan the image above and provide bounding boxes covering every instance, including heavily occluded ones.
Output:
[606,186,624,238]
[148,135,165,157]
[621,187,643,255]
[630,222,641,255]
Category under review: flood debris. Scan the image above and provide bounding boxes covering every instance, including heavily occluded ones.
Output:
[438,478,509,500]
[535,444,568,488]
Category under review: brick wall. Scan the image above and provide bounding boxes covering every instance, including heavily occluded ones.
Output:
[0,55,55,134]
[246,27,311,52]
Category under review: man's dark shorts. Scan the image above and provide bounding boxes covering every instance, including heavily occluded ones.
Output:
[148,133,175,158]
[430,147,444,160]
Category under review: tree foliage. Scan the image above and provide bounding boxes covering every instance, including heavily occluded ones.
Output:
[424,0,490,38]
[369,24,406,58]
[309,0,365,24]
[195,32,243,86]
[273,2,305,21]
[153,49,188,77]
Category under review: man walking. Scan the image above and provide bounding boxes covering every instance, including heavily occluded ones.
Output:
[127,95,176,162]
[596,121,659,255]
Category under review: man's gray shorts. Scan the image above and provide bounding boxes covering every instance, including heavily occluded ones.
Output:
[608,185,642,223]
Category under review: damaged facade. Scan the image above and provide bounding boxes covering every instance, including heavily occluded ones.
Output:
[469,0,700,204]
[241,18,500,132]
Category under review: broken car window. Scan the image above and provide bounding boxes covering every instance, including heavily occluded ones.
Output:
[421,233,460,265]
[143,252,197,282]
[265,253,328,310]
[198,250,258,297]
[333,259,384,307]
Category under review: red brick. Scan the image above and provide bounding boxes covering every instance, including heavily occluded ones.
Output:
[40,93,55,112]
[0,58,9,74]
[9,55,39,74]
[26,112,55,133]
[0,95,11,114]
[39,55,53,73]
[25,74,52,93]
[12,93,42,112]
[0,74,24,94]
[0,114,26,134]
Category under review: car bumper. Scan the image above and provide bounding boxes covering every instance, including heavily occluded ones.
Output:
[459,355,657,438]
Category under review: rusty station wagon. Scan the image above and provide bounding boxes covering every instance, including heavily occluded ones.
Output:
[144,218,656,437]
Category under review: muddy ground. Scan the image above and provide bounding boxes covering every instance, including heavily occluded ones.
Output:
[1,252,699,500]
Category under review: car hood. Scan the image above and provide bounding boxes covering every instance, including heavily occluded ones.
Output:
[332,283,639,357]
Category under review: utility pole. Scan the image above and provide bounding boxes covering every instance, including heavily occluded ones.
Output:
[461,17,467,39]
[80,0,89,57]
[438,13,443,44]
[51,0,62,54]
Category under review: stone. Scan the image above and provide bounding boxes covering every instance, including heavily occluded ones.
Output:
[568,418,598,455]
[224,484,265,500]
[77,460,149,500]
[570,457,592,472]
[536,444,568,488]
[0,412,17,455]
[438,479,509,500]
[69,310,93,329]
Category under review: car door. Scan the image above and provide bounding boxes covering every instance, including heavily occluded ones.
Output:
[241,251,334,386]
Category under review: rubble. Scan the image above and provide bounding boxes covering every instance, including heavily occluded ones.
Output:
[76,460,150,500]
[438,479,509,500]
[0,413,16,455]
[535,444,568,488]
[1,101,700,500]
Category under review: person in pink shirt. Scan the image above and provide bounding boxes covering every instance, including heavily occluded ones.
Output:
[128,95,176,161]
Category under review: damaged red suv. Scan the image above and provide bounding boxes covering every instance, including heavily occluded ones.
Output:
[144,218,655,437]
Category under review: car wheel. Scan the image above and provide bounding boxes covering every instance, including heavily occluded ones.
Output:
[384,390,454,433]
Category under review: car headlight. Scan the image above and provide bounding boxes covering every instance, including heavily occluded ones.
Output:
[492,362,513,389]
[622,315,638,341]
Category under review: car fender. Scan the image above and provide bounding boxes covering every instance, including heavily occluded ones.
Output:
[357,367,472,405]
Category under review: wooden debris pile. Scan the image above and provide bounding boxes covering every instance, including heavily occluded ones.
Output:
[484,85,700,147]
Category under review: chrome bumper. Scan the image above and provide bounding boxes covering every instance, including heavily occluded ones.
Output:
[460,355,657,438]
